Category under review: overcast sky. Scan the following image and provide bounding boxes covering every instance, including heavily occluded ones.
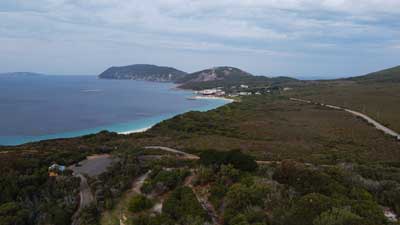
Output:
[1,0,400,78]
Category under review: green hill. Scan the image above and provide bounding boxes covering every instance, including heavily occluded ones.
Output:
[177,66,300,90]
[347,65,400,83]
[98,64,187,82]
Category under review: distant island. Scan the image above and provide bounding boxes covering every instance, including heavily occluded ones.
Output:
[98,64,187,82]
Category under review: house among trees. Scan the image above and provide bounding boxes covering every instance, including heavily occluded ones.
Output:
[48,163,66,177]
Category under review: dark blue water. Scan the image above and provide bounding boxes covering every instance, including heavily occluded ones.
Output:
[0,75,229,146]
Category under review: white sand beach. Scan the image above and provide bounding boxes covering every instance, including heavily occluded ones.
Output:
[118,126,152,135]
[191,95,235,103]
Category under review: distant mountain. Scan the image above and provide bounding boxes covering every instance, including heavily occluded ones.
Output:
[0,72,44,77]
[177,66,252,84]
[98,64,187,82]
[177,66,265,89]
[177,66,300,90]
[347,65,400,83]
[98,64,301,90]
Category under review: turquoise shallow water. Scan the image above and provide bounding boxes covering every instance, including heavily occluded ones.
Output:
[0,75,230,146]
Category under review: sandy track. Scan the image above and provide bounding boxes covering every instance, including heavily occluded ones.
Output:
[144,146,200,160]
[290,98,400,140]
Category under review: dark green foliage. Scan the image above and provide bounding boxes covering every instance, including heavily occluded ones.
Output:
[194,166,215,185]
[285,193,334,225]
[209,182,228,208]
[79,203,100,225]
[128,195,153,213]
[271,161,391,225]
[0,202,30,225]
[349,200,387,225]
[129,214,174,225]
[95,150,142,210]
[273,160,346,196]
[152,109,242,138]
[162,186,209,224]
[224,182,271,225]
[141,169,189,194]
[199,150,258,172]
[0,153,81,225]
[313,208,364,225]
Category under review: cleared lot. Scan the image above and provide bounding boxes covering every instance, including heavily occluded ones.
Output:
[69,154,118,177]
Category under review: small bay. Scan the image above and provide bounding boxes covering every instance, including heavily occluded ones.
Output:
[0,75,229,146]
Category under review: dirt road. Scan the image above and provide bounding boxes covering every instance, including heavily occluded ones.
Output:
[71,173,94,225]
[290,98,400,140]
[144,146,200,160]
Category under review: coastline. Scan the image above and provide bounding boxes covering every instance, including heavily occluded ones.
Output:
[118,126,152,135]
[189,95,235,103]
[0,92,232,146]
[118,94,234,135]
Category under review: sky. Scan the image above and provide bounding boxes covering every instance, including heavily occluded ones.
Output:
[0,0,400,78]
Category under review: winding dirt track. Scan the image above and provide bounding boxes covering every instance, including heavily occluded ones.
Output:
[290,98,400,140]
[71,173,94,225]
[144,146,200,159]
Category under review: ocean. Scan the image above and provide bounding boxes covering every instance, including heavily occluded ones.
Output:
[0,75,230,146]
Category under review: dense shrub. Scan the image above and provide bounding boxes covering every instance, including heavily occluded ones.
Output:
[286,193,333,225]
[273,160,346,196]
[141,169,190,194]
[162,186,209,224]
[313,208,363,225]
[128,195,153,213]
[224,182,270,224]
[199,150,258,172]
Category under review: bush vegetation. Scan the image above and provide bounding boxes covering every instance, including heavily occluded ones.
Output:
[141,168,190,194]
[199,149,258,172]
[128,195,153,213]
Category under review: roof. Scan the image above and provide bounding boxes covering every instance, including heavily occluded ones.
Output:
[49,164,66,171]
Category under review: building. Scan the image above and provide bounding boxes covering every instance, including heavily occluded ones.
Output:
[48,163,66,177]
[198,89,218,95]
[240,84,249,89]
[283,87,293,91]
[198,88,225,96]
[239,92,252,96]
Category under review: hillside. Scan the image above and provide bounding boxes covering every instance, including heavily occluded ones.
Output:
[98,64,187,82]
[288,64,400,132]
[98,65,301,90]
[347,65,400,83]
[177,66,270,90]
[177,66,252,83]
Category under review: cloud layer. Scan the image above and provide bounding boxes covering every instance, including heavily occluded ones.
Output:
[1,0,399,77]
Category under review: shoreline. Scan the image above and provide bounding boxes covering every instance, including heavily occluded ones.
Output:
[118,95,234,135]
[118,126,153,135]
[189,95,235,103]
[0,92,232,146]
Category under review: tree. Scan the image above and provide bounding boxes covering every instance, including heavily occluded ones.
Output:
[313,208,364,225]
[220,164,241,184]
[286,193,333,225]
[199,150,258,172]
[0,202,29,225]
[162,186,208,223]
[128,195,153,213]
[194,166,215,185]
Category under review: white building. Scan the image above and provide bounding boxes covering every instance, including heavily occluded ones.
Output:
[239,92,252,96]
[198,89,218,95]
